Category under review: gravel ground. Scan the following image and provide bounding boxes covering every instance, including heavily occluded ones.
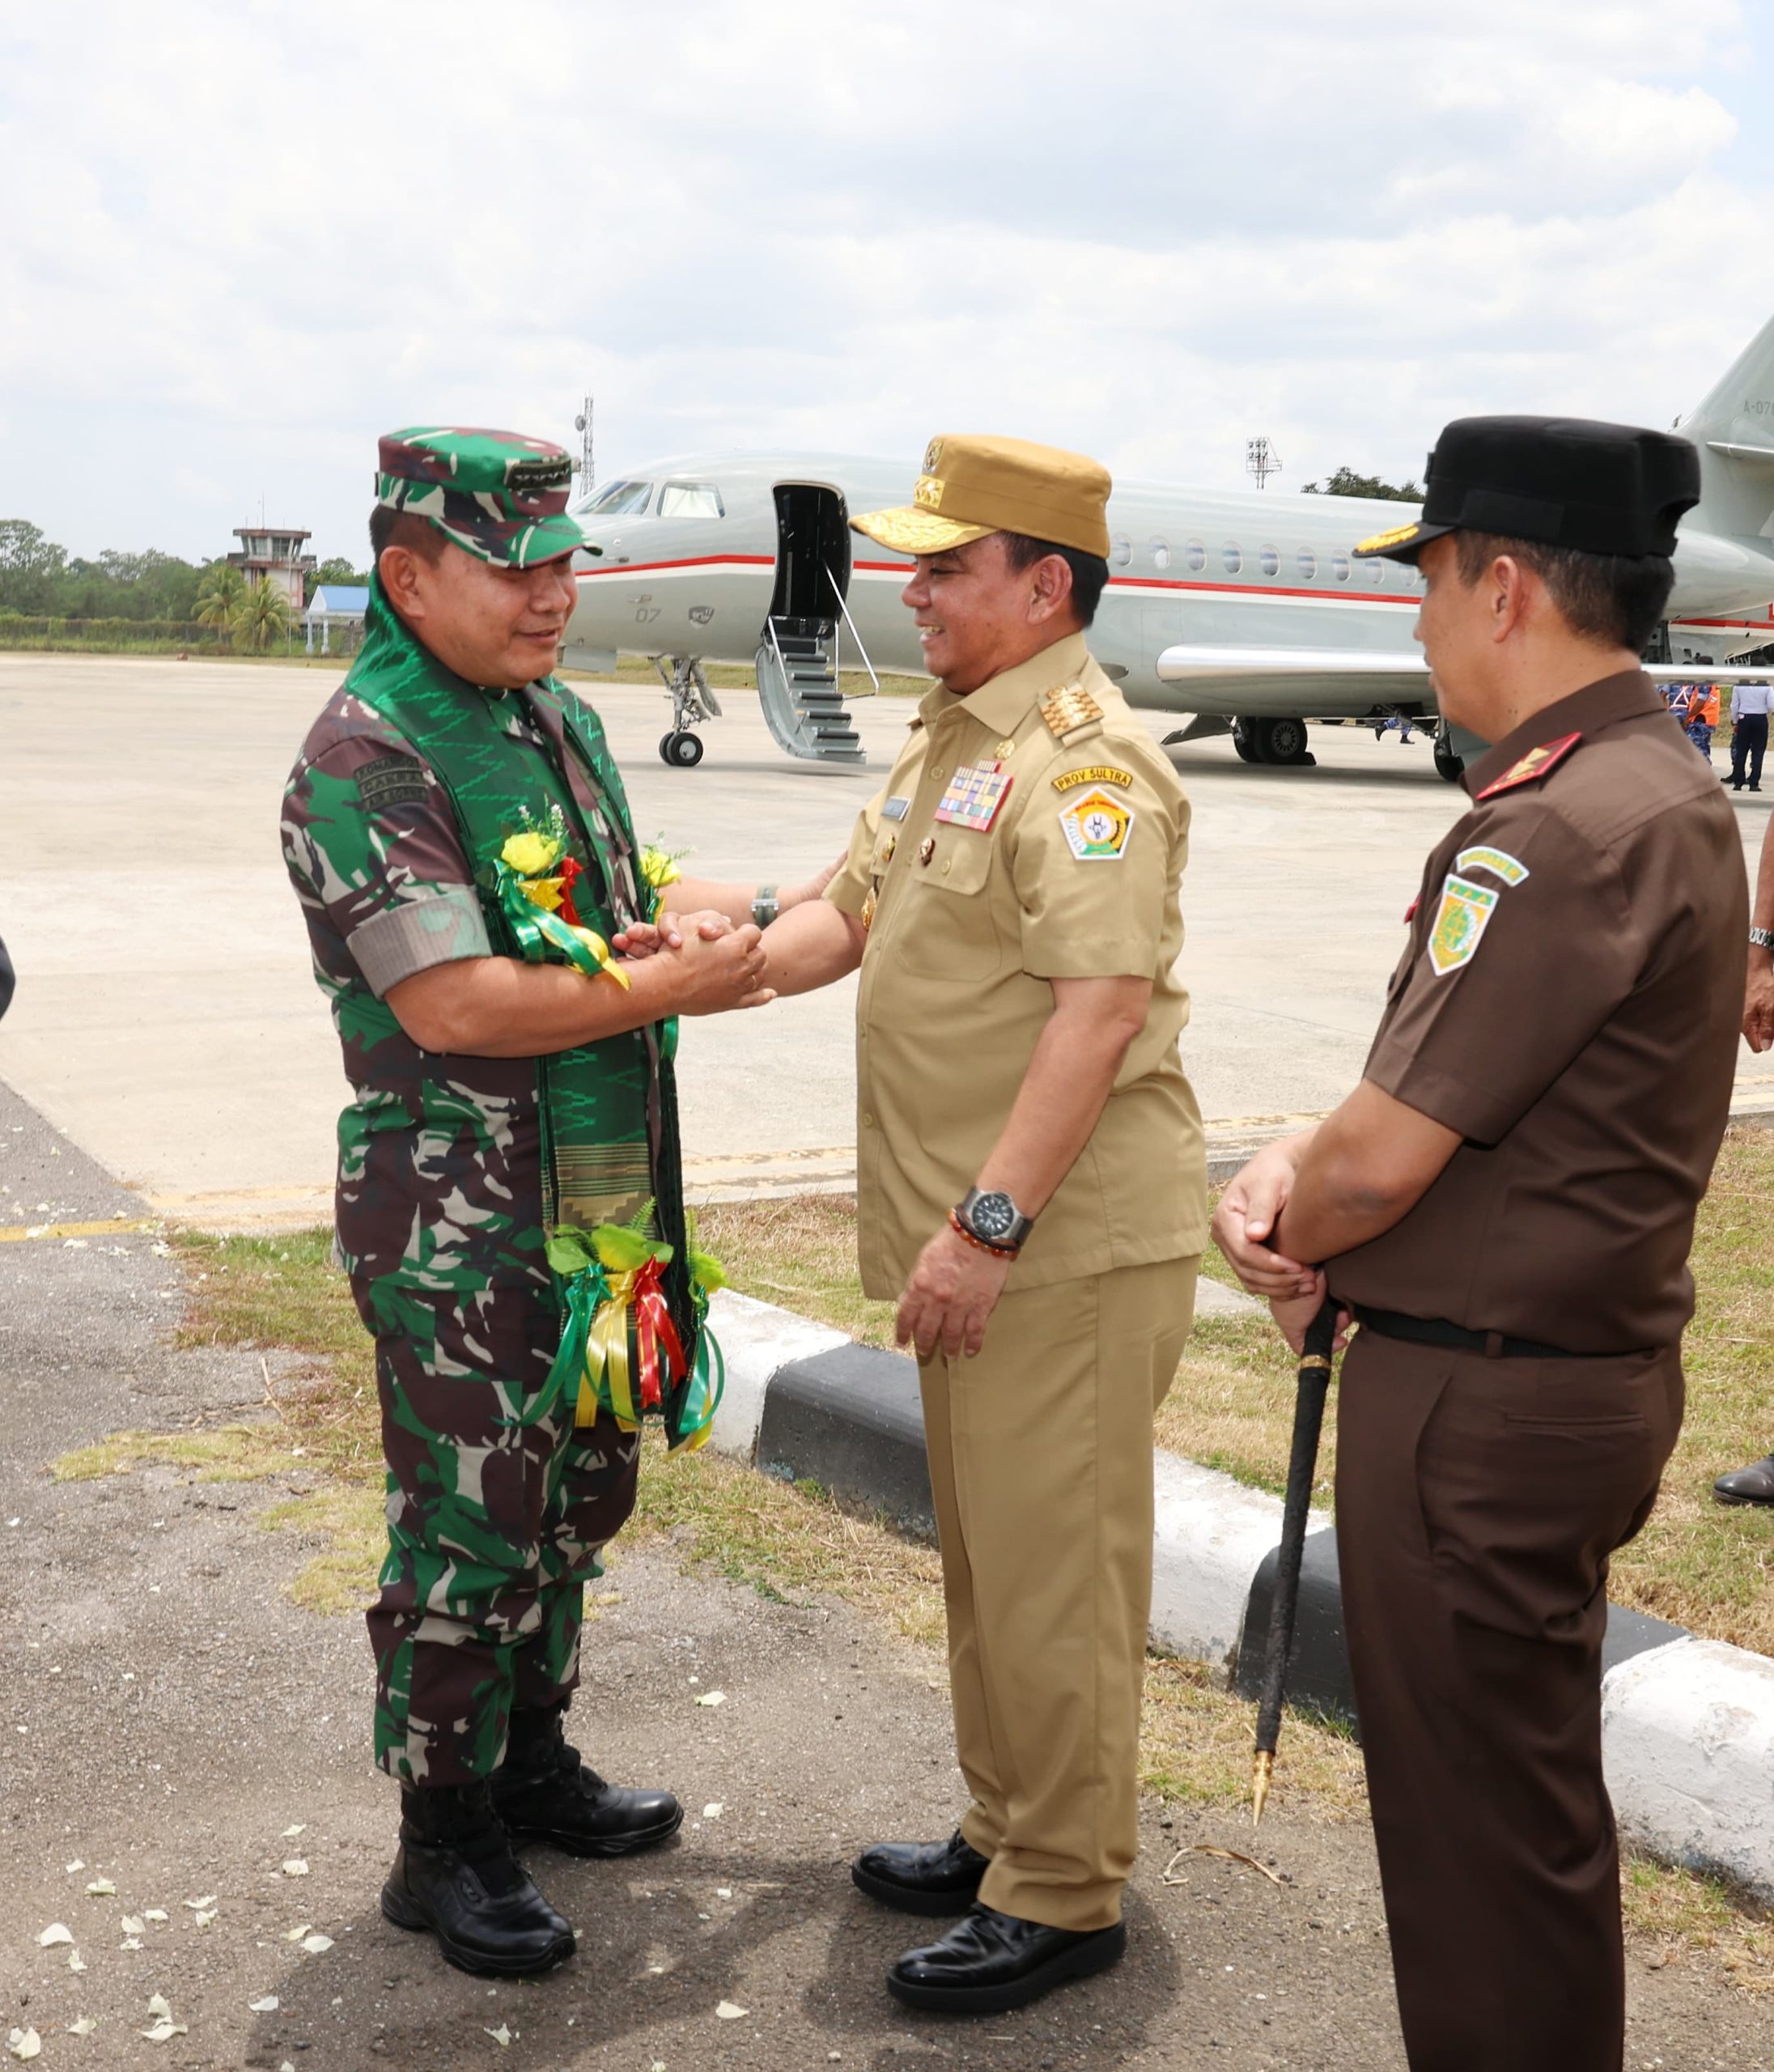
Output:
[0,1080,1758,2070]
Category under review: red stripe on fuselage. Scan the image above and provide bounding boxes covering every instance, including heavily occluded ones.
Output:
[575,553,1422,607]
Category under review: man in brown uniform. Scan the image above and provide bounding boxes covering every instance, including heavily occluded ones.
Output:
[1213,417,1744,2071]
[759,435,1207,2013]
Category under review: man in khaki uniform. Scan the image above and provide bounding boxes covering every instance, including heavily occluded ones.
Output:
[760,435,1207,2014]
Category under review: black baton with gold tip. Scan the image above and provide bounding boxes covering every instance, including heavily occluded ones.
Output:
[1251,1295,1339,1825]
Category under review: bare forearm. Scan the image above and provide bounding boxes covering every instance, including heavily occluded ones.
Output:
[670,871,830,932]
[1273,1085,1459,1264]
[1755,817,1774,932]
[758,899,864,996]
[977,1007,1140,1216]
[386,956,686,1056]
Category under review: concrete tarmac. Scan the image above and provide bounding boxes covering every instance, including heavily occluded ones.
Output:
[2,654,1770,1228]
[2,1081,1762,2070]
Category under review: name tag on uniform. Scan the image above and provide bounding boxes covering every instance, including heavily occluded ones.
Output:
[933,762,1013,832]
[882,796,910,822]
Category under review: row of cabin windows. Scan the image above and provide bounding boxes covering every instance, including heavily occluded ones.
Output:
[576,479,725,519]
[1111,533,1420,588]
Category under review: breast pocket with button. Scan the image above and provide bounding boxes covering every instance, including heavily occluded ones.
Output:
[891,826,1003,981]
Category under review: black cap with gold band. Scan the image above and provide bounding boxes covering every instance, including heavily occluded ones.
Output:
[1352,415,1701,565]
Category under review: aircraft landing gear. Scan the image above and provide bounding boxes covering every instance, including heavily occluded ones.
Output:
[653,655,722,768]
[1233,715,1315,766]
[660,730,705,767]
[1433,724,1464,784]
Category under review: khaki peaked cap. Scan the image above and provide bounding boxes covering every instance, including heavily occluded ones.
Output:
[852,435,1113,559]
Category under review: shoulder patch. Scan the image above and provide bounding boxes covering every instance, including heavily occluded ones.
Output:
[1058,788,1135,860]
[1475,731,1582,801]
[1041,683,1105,742]
[1454,844,1530,887]
[1427,872,1498,974]
[1052,763,1134,793]
[354,752,431,811]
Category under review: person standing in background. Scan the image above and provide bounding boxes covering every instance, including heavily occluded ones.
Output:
[1687,677,1719,760]
[1729,677,1771,790]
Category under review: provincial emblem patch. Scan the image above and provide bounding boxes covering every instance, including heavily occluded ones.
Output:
[1427,872,1498,975]
[1058,788,1135,861]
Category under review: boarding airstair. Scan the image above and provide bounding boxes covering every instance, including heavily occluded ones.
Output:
[754,485,876,764]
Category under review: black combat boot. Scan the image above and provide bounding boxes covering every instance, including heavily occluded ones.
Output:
[380,1779,575,1977]
[491,1700,683,1858]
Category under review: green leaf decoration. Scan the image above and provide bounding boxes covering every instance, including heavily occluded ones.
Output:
[546,1229,600,1277]
[591,1223,668,1272]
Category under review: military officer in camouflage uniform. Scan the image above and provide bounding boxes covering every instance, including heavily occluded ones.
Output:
[282,427,825,1976]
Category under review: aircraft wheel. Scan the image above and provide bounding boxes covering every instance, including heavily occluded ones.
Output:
[660,730,706,767]
[1255,715,1312,766]
[1433,728,1465,783]
[1232,718,1267,764]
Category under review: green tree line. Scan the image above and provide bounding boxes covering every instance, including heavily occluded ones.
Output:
[0,519,366,619]
[1300,467,1423,502]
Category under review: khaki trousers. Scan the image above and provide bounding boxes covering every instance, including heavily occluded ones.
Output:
[916,1255,1198,1931]
[1336,1327,1683,2071]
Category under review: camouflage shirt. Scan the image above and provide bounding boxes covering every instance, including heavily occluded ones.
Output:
[282,687,562,1294]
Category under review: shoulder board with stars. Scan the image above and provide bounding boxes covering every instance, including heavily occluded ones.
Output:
[1475,731,1582,801]
[1041,683,1105,744]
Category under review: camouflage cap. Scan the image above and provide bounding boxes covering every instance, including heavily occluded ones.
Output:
[376,426,602,568]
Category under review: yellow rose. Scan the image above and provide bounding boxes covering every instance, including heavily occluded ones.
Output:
[640,845,684,890]
[502,830,562,875]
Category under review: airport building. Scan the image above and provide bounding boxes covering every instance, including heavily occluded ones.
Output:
[227,524,316,608]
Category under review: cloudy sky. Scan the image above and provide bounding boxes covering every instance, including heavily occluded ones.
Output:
[2,1,1771,567]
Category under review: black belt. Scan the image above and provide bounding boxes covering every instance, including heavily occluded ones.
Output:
[1352,1306,1579,1361]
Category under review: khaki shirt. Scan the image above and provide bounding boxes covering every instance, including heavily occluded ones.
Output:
[1330,671,1746,1352]
[826,632,1207,1299]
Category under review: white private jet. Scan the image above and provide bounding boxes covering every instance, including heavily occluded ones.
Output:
[563,311,1774,780]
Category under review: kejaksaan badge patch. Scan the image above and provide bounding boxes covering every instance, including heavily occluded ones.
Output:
[1058,788,1135,860]
[1427,872,1498,974]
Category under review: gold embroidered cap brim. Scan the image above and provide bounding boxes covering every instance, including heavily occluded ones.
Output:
[851,506,996,556]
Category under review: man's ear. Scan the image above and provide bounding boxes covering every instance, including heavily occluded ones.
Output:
[1028,552,1076,626]
[379,545,425,621]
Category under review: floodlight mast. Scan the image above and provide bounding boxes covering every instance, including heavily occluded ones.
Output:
[573,395,594,495]
[1246,436,1282,490]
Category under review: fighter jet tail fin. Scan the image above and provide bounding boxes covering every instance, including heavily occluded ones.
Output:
[1678,309,1774,546]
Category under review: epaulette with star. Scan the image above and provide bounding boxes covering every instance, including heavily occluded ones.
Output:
[1475,731,1582,801]
[1041,682,1105,745]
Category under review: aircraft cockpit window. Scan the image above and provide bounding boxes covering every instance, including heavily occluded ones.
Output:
[1184,540,1206,571]
[1297,548,1318,580]
[579,479,653,516]
[1332,554,1351,583]
[1149,538,1171,570]
[1222,542,1242,575]
[657,482,724,519]
[1258,546,1280,577]
[1110,533,1132,568]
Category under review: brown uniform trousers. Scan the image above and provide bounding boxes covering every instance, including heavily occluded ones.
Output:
[918,1257,1199,1932]
[1336,1327,1683,2072]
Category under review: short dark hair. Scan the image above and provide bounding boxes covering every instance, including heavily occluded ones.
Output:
[368,505,447,568]
[999,532,1110,628]
[1453,531,1674,653]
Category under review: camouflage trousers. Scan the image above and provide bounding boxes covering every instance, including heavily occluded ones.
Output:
[351,1276,640,1787]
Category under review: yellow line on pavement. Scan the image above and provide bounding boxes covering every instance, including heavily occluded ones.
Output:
[0,1217,157,1245]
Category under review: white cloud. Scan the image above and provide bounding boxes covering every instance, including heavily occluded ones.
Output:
[0,0,1768,560]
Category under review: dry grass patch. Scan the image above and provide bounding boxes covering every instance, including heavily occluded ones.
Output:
[697,1193,896,1347]
[1622,1850,1774,1991]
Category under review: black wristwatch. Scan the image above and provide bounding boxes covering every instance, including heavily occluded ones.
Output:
[1751,926,1774,953]
[955,1187,1036,1255]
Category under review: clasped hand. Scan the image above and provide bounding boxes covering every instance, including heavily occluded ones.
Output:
[613,909,774,1013]
[1210,1136,1350,1356]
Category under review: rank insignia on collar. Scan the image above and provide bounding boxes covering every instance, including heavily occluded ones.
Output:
[1427,872,1498,974]
[934,762,1014,831]
[1475,732,1582,800]
[1041,684,1105,742]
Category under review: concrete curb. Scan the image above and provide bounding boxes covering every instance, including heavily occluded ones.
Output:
[703,1286,1774,1900]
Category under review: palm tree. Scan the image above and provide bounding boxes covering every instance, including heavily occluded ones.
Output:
[193,563,246,639]
[232,576,294,654]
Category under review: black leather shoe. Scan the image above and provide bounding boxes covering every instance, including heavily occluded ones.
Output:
[887,1904,1127,2014]
[380,1782,575,1978]
[851,1830,989,1916]
[491,1704,682,1858]
[1715,1453,1774,1505]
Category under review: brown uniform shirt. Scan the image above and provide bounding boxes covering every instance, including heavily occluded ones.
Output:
[1330,670,1746,1352]
[826,632,1208,1299]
